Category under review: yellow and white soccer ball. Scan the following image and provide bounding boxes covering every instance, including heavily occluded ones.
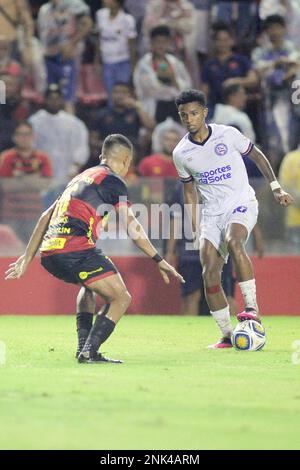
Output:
[232,320,266,351]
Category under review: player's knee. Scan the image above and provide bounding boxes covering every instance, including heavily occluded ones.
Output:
[202,264,220,285]
[117,289,132,309]
[227,237,245,256]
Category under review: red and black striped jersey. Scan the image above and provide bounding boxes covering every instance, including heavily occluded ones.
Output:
[40,164,129,256]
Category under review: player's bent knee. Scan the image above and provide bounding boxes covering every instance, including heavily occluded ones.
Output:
[227,237,245,255]
[202,265,221,285]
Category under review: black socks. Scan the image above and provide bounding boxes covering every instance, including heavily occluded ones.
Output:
[76,312,94,356]
[80,305,115,358]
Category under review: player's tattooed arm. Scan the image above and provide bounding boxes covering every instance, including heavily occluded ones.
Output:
[5,201,57,280]
[248,146,294,206]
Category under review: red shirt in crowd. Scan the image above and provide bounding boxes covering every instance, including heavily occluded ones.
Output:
[0,148,53,177]
[138,154,178,178]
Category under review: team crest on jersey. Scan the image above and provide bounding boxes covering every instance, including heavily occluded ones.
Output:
[215,143,228,156]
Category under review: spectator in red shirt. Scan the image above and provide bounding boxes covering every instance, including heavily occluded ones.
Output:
[0,121,52,177]
[138,128,180,177]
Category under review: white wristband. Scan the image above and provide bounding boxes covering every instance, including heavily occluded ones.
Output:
[270,180,281,191]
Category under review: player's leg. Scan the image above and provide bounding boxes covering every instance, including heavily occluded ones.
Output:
[78,273,131,363]
[75,287,96,358]
[221,256,238,316]
[225,223,260,321]
[200,239,233,348]
[181,290,201,316]
[179,259,202,315]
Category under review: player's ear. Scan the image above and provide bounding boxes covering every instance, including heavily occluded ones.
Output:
[203,107,208,119]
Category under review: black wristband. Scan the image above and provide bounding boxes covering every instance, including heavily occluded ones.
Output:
[152,253,163,263]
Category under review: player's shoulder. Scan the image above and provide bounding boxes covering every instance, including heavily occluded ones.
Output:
[172,133,190,159]
[210,123,242,138]
[83,165,127,189]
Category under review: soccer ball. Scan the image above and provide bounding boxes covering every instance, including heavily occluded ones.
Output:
[232,320,266,351]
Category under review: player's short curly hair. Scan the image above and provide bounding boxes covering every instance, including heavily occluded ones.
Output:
[102,134,133,155]
[175,89,207,108]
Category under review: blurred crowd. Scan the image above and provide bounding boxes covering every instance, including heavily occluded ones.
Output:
[0,0,300,247]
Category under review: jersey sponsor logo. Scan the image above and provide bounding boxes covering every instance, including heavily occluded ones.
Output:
[40,237,67,251]
[233,206,248,214]
[194,165,232,184]
[79,266,104,280]
[215,143,228,156]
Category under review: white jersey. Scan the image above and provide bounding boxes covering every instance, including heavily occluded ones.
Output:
[96,8,137,64]
[173,124,256,216]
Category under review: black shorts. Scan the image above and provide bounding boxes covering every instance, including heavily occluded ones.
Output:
[41,248,118,286]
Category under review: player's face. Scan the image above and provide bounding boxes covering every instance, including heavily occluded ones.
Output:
[178,102,208,134]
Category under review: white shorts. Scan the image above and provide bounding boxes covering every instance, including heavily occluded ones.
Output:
[200,200,259,262]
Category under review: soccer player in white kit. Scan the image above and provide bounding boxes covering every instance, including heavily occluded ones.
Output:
[173,89,294,348]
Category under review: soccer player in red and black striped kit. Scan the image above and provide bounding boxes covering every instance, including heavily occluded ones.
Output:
[6,134,184,363]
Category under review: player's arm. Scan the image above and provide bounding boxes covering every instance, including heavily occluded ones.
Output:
[5,201,57,280]
[247,146,294,206]
[183,180,199,234]
[117,205,185,285]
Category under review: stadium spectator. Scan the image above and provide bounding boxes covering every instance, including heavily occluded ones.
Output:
[134,25,192,123]
[138,128,181,178]
[92,82,155,153]
[0,0,33,67]
[151,117,186,154]
[29,84,89,191]
[81,129,103,172]
[143,0,199,86]
[279,148,300,245]
[0,121,52,178]
[201,22,258,114]
[0,73,32,152]
[0,35,22,77]
[37,0,92,114]
[125,0,147,53]
[260,0,300,50]
[213,83,256,142]
[214,0,259,50]
[213,83,264,181]
[252,15,299,169]
[96,0,137,103]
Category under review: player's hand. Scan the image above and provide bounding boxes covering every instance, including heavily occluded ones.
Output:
[5,254,30,280]
[158,259,185,285]
[273,188,294,206]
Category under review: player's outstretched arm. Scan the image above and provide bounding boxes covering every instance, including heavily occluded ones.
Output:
[117,205,185,285]
[248,146,294,206]
[5,201,57,280]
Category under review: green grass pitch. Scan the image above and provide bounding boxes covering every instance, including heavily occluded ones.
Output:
[0,315,300,450]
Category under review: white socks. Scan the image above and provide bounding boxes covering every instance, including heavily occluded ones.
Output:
[211,306,232,338]
[239,279,258,311]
